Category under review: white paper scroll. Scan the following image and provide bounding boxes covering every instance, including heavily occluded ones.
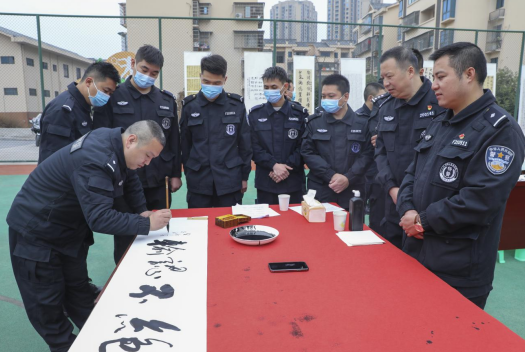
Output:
[340,58,367,111]
[244,52,272,111]
[184,51,212,96]
[293,55,315,113]
[70,217,209,352]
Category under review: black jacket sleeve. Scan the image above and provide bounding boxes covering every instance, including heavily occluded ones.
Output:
[168,100,182,178]
[238,108,253,181]
[123,169,148,214]
[39,105,75,163]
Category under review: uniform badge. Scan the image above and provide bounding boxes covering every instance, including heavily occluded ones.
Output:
[384,115,394,122]
[288,117,299,121]
[225,111,236,116]
[82,121,88,127]
[159,105,169,110]
[420,130,426,139]
[162,117,171,129]
[350,129,362,133]
[439,162,459,183]
[317,129,328,133]
[258,118,267,122]
[425,134,432,141]
[486,145,515,175]
[70,131,91,154]
[451,139,468,148]
[459,134,465,139]
[191,112,200,117]
[427,105,432,111]
[62,105,72,111]
[351,142,361,153]
[119,180,123,186]
[288,128,298,139]
[226,124,236,135]
[117,101,128,106]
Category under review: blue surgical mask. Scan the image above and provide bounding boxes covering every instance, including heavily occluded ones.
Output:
[321,96,344,114]
[88,81,110,107]
[264,87,284,104]
[201,84,223,100]
[292,92,296,101]
[133,70,156,88]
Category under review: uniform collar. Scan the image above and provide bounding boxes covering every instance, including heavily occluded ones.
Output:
[394,77,431,109]
[444,89,496,124]
[356,103,371,116]
[126,76,157,101]
[326,105,353,126]
[67,82,91,113]
[110,127,127,171]
[198,89,226,107]
[264,98,291,116]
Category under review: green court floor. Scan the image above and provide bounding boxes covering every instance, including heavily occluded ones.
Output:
[0,174,524,351]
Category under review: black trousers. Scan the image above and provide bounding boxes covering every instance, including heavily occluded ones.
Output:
[256,189,303,206]
[467,293,490,310]
[368,182,386,236]
[187,187,243,209]
[9,228,94,352]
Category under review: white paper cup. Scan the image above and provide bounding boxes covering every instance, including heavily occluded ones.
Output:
[278,194,290,211]
[333,211,347,231]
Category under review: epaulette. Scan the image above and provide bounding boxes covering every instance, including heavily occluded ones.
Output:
[227,93,243,103]
[161,89,176,100]
[372,92,393,109]
[305,111,322,124]
[62,96,75,112]
[290,103,308,114]
[249,103,264,113]
[314,106,324,113]
[70,131,91,154]
[483,106,509,128]
[182,94,197,106]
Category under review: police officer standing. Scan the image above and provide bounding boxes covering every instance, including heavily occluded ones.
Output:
[302,74,374,209]
[374,46,445,248]
[39,61,120,163]
[355,82,386,230]
[7,121,172,352]
[397,43,525,309]
[179,54,252,208]
[249,67,309,205]
[93,45,181,263]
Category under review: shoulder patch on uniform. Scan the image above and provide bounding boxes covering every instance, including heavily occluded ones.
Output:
[70,131,91,154]
[249,103,264,113]
[486,145,515,175]
[372,93,393,109]
[227,93,243,103]
[483,107,509,128]
[161,89,176,100]
[291,103,308,115]
[305,112,322,123]
[62,105,72,112]
[182,94,197,106]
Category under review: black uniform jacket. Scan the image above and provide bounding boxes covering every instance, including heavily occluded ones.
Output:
[179,90,252,196]
[7,128,150,260]
[397,91,525,290]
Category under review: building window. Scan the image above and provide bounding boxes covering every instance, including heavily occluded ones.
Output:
[491,57,499,66]
[1,56,15,64]
[43,62,48,70]
[408,0,418,4]
[440,30,454,47]
[334,52,339,59]
[442,0,456,21]
[76,67,81,80]
[44,90,50,97]
[320,52,331,57]
[288,51,292,58]
[276,52,285,63]
[29,88,37,96]
[496,0,504,9]
[53,64,57,72]
[398,0,403,18]
[63,64,69,78]
[26,58,35,66]
[341,52,349,58]
[55,91,59,97]
[4,88,18,95]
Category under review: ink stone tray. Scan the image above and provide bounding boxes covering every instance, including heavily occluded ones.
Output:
[229,225,279,246]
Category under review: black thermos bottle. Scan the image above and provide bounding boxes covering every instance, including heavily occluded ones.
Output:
[349,190,364,231]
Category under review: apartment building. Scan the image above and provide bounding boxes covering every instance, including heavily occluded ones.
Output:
[327,0,382,42]
[0,26,93,127]
[270,0,318,42]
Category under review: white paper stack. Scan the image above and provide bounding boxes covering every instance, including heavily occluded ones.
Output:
[232,203,280,218]
[336,230,385,247]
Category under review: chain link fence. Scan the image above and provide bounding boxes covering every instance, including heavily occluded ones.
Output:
[0,13,524,162]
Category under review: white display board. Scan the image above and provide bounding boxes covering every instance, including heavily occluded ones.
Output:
[184,51,211,96]
[244,52,273,111]
[484,63,497,96]
[293,55,315,113]
[340,58,367,111]
[70,217,209,352]
[519,65,525,133]
[422,60,434,81]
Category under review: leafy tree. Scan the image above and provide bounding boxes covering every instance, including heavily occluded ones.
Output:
[495,67,518,115]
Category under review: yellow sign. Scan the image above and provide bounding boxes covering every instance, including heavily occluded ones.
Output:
[107,51,136,82]
[187,65,201,95]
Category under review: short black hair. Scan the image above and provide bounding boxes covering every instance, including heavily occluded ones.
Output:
[262,66,288,84]
[380,46,418,70]
[429,42,487,86]
[322,74,350,95]
[81,62,120,84]
[125,120,166,147]
[286,78,293,84]
[201,54,227,77]
[411,49,423,71]
[363,82,385,101]
[135,45,164,68]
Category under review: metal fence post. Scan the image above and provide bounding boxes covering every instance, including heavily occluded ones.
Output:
[272,20,277,66]
[36,15,45,112]
[377,24,383,81]
[158,18,163,90]
[514,32,525,119]
[474,30,479,46]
